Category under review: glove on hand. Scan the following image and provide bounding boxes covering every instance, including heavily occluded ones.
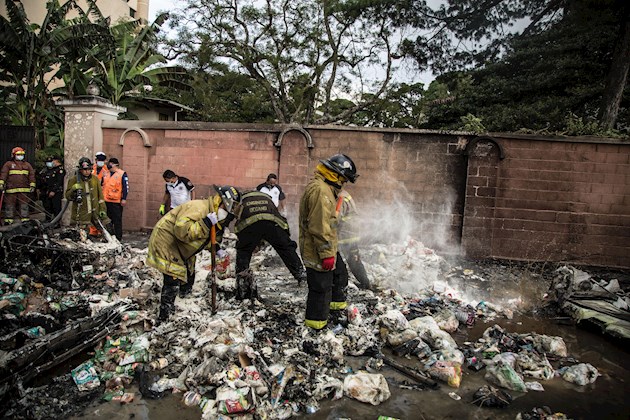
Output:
[206,212,218,226]
[72,183,82,191]
[217,249,227,259]
[322,256,335,271]
[99,210,107,219]
[0,184,4,192]
[29,187,35,193]
[159,204,166,215]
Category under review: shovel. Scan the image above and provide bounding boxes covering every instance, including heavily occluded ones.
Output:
[210,225,217,314]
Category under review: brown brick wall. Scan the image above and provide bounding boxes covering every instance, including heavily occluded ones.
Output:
[100,122,630,268]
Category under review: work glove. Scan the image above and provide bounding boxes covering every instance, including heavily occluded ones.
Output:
[321,256,335,271]
[206,212,218,226]
[0,185,4,192]
[159,204,165,215]
[99,210,107,219]
[29,186,35,193]
[72,183,82,191]
[217,249,227,259]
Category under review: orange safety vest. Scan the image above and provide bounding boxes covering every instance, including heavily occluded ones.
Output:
[102,168,125,202]
[92,163,109,182]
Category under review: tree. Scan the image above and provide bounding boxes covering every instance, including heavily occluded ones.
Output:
[419,1,629,134]
[0,0,111,149]
[162,0,402,124]
[376,0,628,131]
[88,13,191,109]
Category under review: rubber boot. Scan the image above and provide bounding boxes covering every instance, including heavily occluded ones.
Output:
[158,276,179,322]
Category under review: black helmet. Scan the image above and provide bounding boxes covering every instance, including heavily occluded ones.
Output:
[214,185,241,212]
[78,157,92,170]
[320,154,358,183]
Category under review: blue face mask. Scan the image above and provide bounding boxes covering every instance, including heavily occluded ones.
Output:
[46,162,54,168]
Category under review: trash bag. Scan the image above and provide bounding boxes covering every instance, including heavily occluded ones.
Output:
[137,366,166,399]
[343,371,391,405]
[561,363,599,386]
[485,362,527,392]
[426,361,462,388]
[472,385,513,408]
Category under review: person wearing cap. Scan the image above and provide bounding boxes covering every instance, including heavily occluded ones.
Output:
[37,156,65,224]
[65,157,108,234]
[159,169,195,216]
[0,147,36,224]
[256,173,286,213]
[299,154,359,331]
[146,185,240,321]
[93,152,108,182]
[102,158,128,240]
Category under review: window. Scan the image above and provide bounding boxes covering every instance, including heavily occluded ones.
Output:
[159,113,169,121]
[129,8,136,18]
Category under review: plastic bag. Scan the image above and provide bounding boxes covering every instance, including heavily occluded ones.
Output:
[426,361,462,388]
[561,363,599,386]
[343,371,391,405]
[485,363,527,392]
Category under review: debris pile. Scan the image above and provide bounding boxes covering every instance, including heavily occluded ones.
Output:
[0,229,623,419]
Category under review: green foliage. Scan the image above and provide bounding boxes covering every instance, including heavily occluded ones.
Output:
[164,0,401,124]
[0,0,112,153]
[459,114,486,133]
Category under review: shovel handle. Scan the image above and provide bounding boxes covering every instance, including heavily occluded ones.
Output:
[211,225,217,314]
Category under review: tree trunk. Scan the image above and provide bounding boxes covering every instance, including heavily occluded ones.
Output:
[598,6,630,131]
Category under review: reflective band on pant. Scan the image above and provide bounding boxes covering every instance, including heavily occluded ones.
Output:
[330,301,347,310]
[6,188,31,193]
[305,319,328,329]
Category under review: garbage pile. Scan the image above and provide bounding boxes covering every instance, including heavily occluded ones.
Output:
[544,265,630,341]
[1,231,612,419]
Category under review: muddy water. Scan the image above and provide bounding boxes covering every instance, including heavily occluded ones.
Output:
[73,314,629,420]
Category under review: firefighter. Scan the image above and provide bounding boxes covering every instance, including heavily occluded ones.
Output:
[37,155,66,224]
[233,190,306,295]
[64,157,109,235]
[102,157,128,240]
[337,190,370,289]
[147,185,240,322]
[0,147,36,224]
[299,154,358,330]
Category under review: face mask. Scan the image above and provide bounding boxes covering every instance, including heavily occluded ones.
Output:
[15,155,24,161]
[217,208,228,221]
[46,162,53,168]
[96,161,105,167]
[107,163,114,170]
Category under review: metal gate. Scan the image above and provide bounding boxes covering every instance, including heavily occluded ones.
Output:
[0,126,36,163]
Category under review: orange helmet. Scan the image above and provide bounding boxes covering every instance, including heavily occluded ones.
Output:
[12,147,25,156]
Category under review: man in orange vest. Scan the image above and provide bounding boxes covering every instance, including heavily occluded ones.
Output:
[102,157,128,240]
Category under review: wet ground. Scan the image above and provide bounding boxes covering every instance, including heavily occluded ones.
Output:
[70,313,629,420]
[3,231,629,420]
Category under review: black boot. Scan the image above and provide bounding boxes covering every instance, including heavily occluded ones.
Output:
[158,276,179,321]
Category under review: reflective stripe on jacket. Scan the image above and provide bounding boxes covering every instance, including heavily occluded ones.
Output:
[234,191,289,234]
[0,160,35,191]
[299,172,340,271]
[147,195,227,281]
[103,168,125,202]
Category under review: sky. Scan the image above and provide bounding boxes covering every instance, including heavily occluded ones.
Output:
[149,0,183,21]
[148,0,436,86]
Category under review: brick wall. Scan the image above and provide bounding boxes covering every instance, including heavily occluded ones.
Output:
[463,136,630,267]
[98,121,630,268]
